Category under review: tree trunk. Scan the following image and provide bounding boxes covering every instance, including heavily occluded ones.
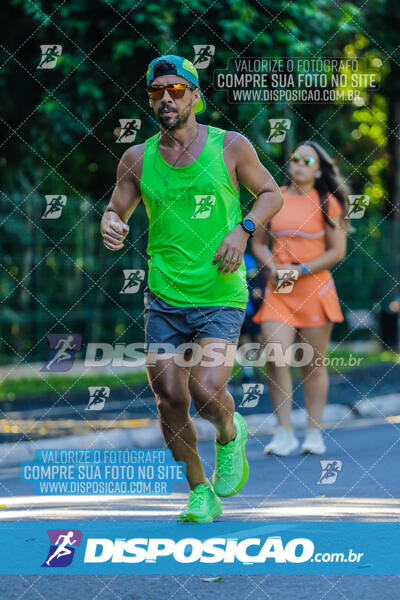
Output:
[386,59,400,221]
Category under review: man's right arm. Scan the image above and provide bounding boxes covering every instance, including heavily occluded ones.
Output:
[100,145,144,251]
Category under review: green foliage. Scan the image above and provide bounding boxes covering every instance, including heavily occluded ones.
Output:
[0,0,398,363]
[0,370,148,401]
[2,350,398,402]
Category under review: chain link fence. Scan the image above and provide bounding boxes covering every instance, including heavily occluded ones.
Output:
[1,195,399,364]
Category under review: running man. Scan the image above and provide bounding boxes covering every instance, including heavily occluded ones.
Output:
[318,460,342,484]
[101,55,283,522]
[43,195,64,218]
[87,387,108,409]
[38,45,61,68]
[118,120,141,142]
[240,384,263,408]
[346,195,369,219]
[121,270,142,293]
[45,334,76,370]
[267,119,290,143]
[193,45,214,67]
[45,531,77,566]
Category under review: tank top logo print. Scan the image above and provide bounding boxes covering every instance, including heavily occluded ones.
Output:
[191,194,216,219]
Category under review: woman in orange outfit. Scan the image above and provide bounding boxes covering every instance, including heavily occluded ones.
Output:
[252,141,349,456]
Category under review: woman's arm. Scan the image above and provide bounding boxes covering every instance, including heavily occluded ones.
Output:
[251,225,278,280]
[304,216,346,273]
[286,216,347,277]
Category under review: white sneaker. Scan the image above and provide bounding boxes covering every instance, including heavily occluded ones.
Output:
[301,428,327,454]
[264,426,299,456]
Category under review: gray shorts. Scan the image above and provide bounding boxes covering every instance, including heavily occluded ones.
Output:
[143,286,245,352]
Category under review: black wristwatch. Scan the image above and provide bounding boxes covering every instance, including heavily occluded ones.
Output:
[240,218,256,238]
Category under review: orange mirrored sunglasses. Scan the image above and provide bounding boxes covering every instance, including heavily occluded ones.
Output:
[146,83,195,100]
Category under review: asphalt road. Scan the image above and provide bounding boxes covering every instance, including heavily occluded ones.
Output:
[0,572,399,600]
[3,363,399,444]
[0,419,400,520]
[0,420,399,598]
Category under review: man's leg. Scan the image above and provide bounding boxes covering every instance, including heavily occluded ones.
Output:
[146,352,207,490]
[146,349,223,523]
[188,337,237,444]
[188,337,249,497]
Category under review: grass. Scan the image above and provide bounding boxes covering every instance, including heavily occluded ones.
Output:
[0,350,398,403]
[0,370,148,402]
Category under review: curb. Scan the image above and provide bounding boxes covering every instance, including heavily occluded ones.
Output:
[0,403,357,468]
[1,396,399,469]
[351,393,400,418]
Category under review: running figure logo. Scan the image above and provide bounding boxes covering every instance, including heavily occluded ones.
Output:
[120,269,145,294]
[41,334,82,372]
[317,460,343,484]
[191,195,216,219]
[116,119,142,143]
[192,45,215,69]
[86,386,110,411]
[345,195,369,219]
[37,45,62,69]
[267,119,291,143]
[239,383,264,408]
[274,269,299,294]
[42,529,82,567]
[42,195,67,219]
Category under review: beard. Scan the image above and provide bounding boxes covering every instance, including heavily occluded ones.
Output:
[157,101,192,131]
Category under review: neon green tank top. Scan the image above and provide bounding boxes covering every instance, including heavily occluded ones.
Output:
[140,125,248,308]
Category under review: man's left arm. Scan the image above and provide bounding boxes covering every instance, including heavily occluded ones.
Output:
[212,132,283,273]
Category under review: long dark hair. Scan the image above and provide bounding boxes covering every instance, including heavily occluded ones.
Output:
[288,140,350,228]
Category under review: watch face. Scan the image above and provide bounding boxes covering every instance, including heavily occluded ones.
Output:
[243,219,256,232]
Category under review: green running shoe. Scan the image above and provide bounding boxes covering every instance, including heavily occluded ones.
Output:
[177,481,223,523]
[212,412,249,497]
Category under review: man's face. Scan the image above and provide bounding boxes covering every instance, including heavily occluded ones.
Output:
[149,74,200,130]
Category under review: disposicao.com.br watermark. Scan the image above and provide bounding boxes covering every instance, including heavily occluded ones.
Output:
[83,535,364,565]
[82,342,363,369]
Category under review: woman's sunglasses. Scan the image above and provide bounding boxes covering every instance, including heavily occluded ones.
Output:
[290,153,316,166]
[146,83,194,100]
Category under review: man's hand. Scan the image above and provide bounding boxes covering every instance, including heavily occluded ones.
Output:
[212,224,249,273]
[101,212,130,251]
[101,145,143,251]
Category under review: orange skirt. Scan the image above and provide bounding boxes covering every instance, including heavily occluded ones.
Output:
[252,270,344,328]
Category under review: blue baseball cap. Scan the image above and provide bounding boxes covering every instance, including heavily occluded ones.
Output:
[146,55,206,115]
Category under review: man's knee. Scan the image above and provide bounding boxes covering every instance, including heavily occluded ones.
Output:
[153,383,188,415]
[189,376,227,413]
